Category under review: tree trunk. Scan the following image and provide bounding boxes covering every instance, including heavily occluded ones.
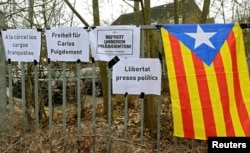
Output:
[134,1,140,26]
[174,0,179,24]
[25,0,35,124]
[200,0,211,23]
[92,0,109,117]
[0,12,7,116]
[181,0,186,23]
[143,0,158,137]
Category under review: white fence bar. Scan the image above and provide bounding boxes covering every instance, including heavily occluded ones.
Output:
[77,61,81,136]
[48,60,53,129]
[34,61,39,128]
[91,58,97,153]
[21,62,26,126]
[157,96,161,153]
[124,92,128,140]
[8,61,13,120]
[140,93,145,152]
[62,62,67,134]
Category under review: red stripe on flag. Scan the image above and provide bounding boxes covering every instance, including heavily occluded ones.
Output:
[228,31,250,135]
[191,54,217,138]
[213,53,235,136]
[169,34,195,138]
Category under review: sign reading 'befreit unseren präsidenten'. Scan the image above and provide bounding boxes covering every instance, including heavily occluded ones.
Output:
[45,27,89,62]
[1,29,41,62]
[90,26,140,61]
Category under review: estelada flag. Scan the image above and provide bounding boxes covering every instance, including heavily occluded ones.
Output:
[161,23,250,140]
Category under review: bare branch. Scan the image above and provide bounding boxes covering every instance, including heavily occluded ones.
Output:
[64,0,90,27]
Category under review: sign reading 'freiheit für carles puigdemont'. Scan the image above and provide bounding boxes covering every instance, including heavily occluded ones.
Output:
[45,27,89,62]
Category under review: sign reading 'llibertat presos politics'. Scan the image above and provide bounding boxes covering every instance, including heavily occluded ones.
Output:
[112,58,162,95]
[1,29,41,62]
[90,26,140,61]
[45,27,89,62]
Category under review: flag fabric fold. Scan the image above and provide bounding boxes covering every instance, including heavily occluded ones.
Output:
[161,23,250,140]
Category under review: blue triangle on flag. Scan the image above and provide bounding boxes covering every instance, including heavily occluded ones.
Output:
[162,24,234,66]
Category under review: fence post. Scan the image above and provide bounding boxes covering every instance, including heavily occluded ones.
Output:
[0,11,7,116]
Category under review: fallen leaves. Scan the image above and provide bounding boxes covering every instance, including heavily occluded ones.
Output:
[0,94,207,153]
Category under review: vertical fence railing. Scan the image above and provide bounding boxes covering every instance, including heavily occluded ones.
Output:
[21,62,26,127]
[8,60,13,124]
[139,93,145,152]
[124,92,128,141]
[91,58,97,153]
[34,61,39,128]
[76,60,82,151]
[47,59,53,152]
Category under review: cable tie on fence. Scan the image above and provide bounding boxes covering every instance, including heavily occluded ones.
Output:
[8,58,11,64]
[240,23,250,29]
[124,92,128,98]
[77,59,81,64]
[108,56,120,69]
[155,24,162,29]
[91,57,95,63]
[0,28,6,34]
[158,52,163,64]
[34,60,38,66]
[37,28,42,32]
[46,27,51,30]
[91,26,96,30]
[140,92,145,99]
[48,58,51,64]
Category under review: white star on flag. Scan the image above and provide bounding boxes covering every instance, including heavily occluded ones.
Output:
[185,25,216,49]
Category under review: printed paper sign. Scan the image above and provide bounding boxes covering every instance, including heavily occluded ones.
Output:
[45,27,89,62]
[1,29,41,62]
[112,58,162,95]
[90,26,140,61]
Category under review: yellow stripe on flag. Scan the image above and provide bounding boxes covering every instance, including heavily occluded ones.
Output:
[161,28,184,137]
[220,31,244,136]
[203,62,226,136]
[179,43,206,139]
[233,25,250,116]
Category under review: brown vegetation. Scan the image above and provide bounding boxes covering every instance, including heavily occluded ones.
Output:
[1,93,207,153]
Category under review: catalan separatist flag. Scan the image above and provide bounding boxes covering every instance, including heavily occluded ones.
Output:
[161,23,250,140]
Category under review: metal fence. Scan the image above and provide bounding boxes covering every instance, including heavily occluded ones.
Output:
[1,25,172,153]
[5,24,250,152]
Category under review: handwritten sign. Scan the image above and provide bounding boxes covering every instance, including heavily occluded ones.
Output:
[112,58,162,95]
[45,27,89,62]
[90,26,140,61]
[1,29,41,62]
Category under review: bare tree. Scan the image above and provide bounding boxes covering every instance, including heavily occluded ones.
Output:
[0,12,6,116]
[134,0,140,26]
[174,0,179,24]
[200,0,211,23]
[142,0,158,137]
[91,0,111,119]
